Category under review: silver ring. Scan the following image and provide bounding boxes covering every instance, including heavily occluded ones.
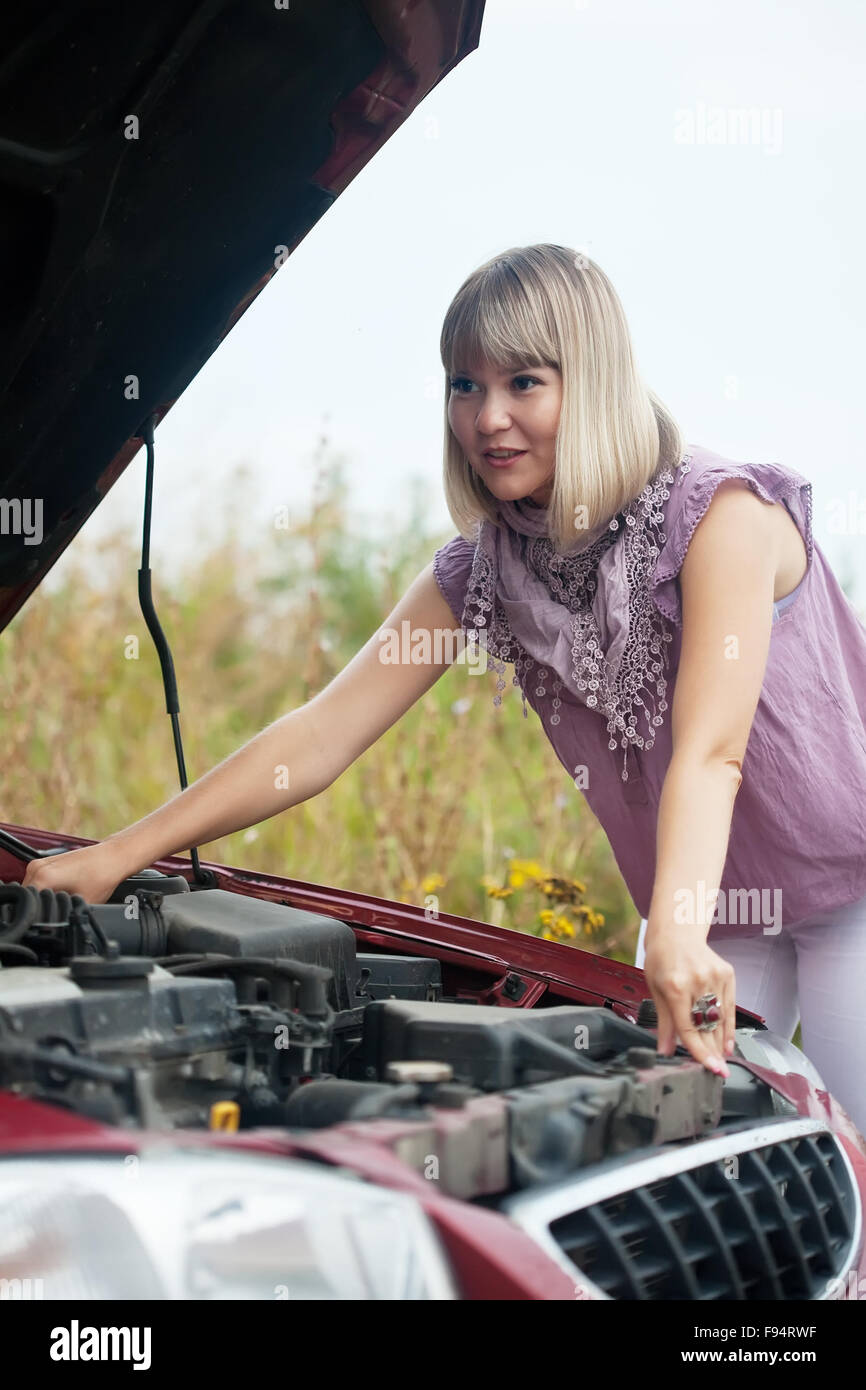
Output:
[691,992,720,1032]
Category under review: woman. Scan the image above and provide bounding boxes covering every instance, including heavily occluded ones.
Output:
[23,244,866,1132]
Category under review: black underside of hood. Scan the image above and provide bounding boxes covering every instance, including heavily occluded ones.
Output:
[0,0,483,628]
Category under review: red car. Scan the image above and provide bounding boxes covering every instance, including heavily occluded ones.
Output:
[1,0,864,1304]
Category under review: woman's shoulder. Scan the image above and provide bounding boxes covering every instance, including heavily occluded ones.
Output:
[432,530,477,627]
[667,443,812,523]
[651,444,813,628]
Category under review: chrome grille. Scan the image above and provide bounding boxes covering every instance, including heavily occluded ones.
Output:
[502,1118,861,1300]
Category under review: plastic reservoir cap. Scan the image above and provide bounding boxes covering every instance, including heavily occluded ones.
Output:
[209,1101,240,1132]
[385,1060,454,1084]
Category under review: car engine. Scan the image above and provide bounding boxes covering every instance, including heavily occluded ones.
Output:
[0,875,782,1199]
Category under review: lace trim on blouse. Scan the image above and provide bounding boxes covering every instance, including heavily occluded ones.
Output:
[463,454,693,782]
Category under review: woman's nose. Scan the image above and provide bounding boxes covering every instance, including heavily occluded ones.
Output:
[475,393,512,432]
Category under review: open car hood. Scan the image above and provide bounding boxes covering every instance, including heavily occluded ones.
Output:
[0,0,485,634]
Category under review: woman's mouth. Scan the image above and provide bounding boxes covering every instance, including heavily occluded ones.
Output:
[483,449,527,468]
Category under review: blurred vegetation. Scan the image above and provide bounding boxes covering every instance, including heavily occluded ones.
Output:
[1,445,639,964]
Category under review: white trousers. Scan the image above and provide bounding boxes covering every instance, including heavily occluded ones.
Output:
[635,896,866,1138]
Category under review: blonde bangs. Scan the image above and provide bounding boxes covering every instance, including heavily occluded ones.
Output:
[441,257,559,378]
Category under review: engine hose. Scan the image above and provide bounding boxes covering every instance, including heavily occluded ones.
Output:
[0,942,39,965]
[0,882,39,943]
[0,881,111,955]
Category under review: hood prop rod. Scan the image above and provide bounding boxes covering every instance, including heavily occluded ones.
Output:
[135,413,214,889]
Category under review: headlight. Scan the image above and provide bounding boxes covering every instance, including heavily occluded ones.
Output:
[735,1027,826,1114]
[0,1147,458,1300]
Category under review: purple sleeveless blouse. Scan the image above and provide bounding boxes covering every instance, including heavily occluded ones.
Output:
[433,443,866,932]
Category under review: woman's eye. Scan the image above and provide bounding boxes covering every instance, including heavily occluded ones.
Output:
[450,374,540,393]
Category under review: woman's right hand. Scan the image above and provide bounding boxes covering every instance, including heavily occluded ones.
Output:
[20,841,129,906]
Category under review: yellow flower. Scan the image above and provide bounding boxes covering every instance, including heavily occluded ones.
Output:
[510,859,546,881]
[540,874,582,902]
[486,886,514,899]
[421,873,445,895]
[538,909,554,926]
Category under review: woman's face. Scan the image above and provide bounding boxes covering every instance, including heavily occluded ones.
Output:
[447,359,562,507]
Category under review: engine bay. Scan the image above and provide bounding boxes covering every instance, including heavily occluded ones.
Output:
[0,873,781,1199]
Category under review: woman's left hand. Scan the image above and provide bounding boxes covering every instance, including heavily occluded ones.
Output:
[642,927,736,1075]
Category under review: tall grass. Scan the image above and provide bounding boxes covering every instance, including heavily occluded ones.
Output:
[1,446,638,962]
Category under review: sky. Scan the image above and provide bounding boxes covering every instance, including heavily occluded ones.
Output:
[48,0,866,605]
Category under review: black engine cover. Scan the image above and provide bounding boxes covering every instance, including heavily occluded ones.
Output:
[159,890,359,1011]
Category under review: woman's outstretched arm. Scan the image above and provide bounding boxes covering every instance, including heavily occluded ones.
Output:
[644,479,783,1074]
[20,561,463,902]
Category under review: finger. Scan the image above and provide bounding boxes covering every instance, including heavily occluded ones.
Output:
[654,995,677,1056]
[657,984,714,1060]
[705,1007,726,1062]
[703,969,734,1059]
[671,1001,728,1074]
[693,988,726,1062]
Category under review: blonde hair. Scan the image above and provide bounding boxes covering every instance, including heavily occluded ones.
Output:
[439,244,683,554]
